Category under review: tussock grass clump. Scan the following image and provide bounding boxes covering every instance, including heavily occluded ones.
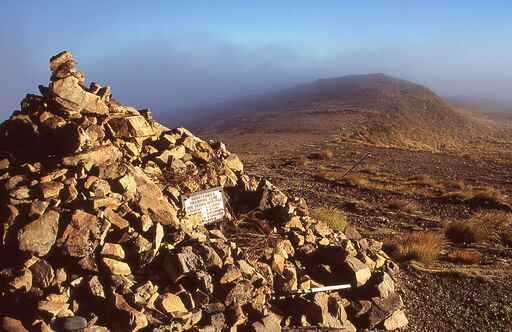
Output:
[383,232,445,264]
[445,220,488,244]
[386,198,418,214]
[440,187,510,210]
[472,211,512,245]
[310,207,347,231]
[446,250,482,265]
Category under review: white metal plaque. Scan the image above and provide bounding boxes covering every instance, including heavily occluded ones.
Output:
[181,187,225,224]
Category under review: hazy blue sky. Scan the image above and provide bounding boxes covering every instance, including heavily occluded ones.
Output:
[1,1,511,121]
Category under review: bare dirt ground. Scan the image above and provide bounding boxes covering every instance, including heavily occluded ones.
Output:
[202,130,512,331]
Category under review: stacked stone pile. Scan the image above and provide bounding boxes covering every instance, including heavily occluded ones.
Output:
[0,51,408,331]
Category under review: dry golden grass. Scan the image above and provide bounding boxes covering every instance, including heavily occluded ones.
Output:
[383,232,445,264]
[386,198,418,214]
[310,207,347,231]
[446,250,482,265]
[471,211,512,245]
[445,220,488,244]
[439,186,510,209]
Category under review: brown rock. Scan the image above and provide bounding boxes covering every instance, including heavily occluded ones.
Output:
[103,208,129,229]
[0,267,32,293]
[51,75,109,114]
[284,216,304,231]
[368,293,404,327]
[160,293,188,314]
[101,243,126,259]
[220,265,242,284]
[383,309,408,330]
[37,300,69,318]
[87,275,106,298]
[62,144,122,167]
[224,154,243,172]
[49,50,73,72]
[343,256,371,287]
[0,158,10,171]
[1,317,29,332]
[102,258,131,276]
[131,166,179,226]
[58,210,103,257]
[9,186,31,200]
[251,314,282,332]
[373,272,395,298]
[39,181,64,199]
[17,210,60,256]
[29,259,54,289]
[117,174,137,194]
[107,115,154,138]
[113,293,148,331]
[224,280,254,306]
[92,197,122,209]
[313,221,332,237]
[164,247,203,282]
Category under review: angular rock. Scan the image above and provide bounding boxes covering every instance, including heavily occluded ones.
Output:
[160,293,188,314]
[101,243,126,259]
[102,258,131,276]
[51,75,109,114]
[17,210,60,256]
[113,293,148,331]
[102,207,130,229]
[29,259,54,289]
[1,317,29,332]
[383,309,408,330]
[131,166,179,226]
[87,275,106,298]
[224,154,243,172]
[367,293,404,327]
[62,144,122,167]
[107,115,154,138]
[58,210,103,257]
[38,181,64,199]
[343,256,371,287]
[0,267,32,293]
[250,314,281,332]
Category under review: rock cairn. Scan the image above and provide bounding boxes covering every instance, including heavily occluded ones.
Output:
[0,51,408,331]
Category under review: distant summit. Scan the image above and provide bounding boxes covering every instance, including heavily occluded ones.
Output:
[191,73,493,151]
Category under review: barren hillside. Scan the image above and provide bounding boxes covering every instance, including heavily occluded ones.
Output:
[192,74,501,153]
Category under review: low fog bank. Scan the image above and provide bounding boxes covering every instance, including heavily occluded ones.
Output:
[1,35,512,124]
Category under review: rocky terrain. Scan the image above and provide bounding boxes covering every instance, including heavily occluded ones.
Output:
[0,52,408,331]
[192,73,512,331]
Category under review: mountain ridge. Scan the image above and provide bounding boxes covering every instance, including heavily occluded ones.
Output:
[185,73,495,152]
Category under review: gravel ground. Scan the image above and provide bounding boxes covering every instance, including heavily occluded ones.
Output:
[398,269,512,332]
